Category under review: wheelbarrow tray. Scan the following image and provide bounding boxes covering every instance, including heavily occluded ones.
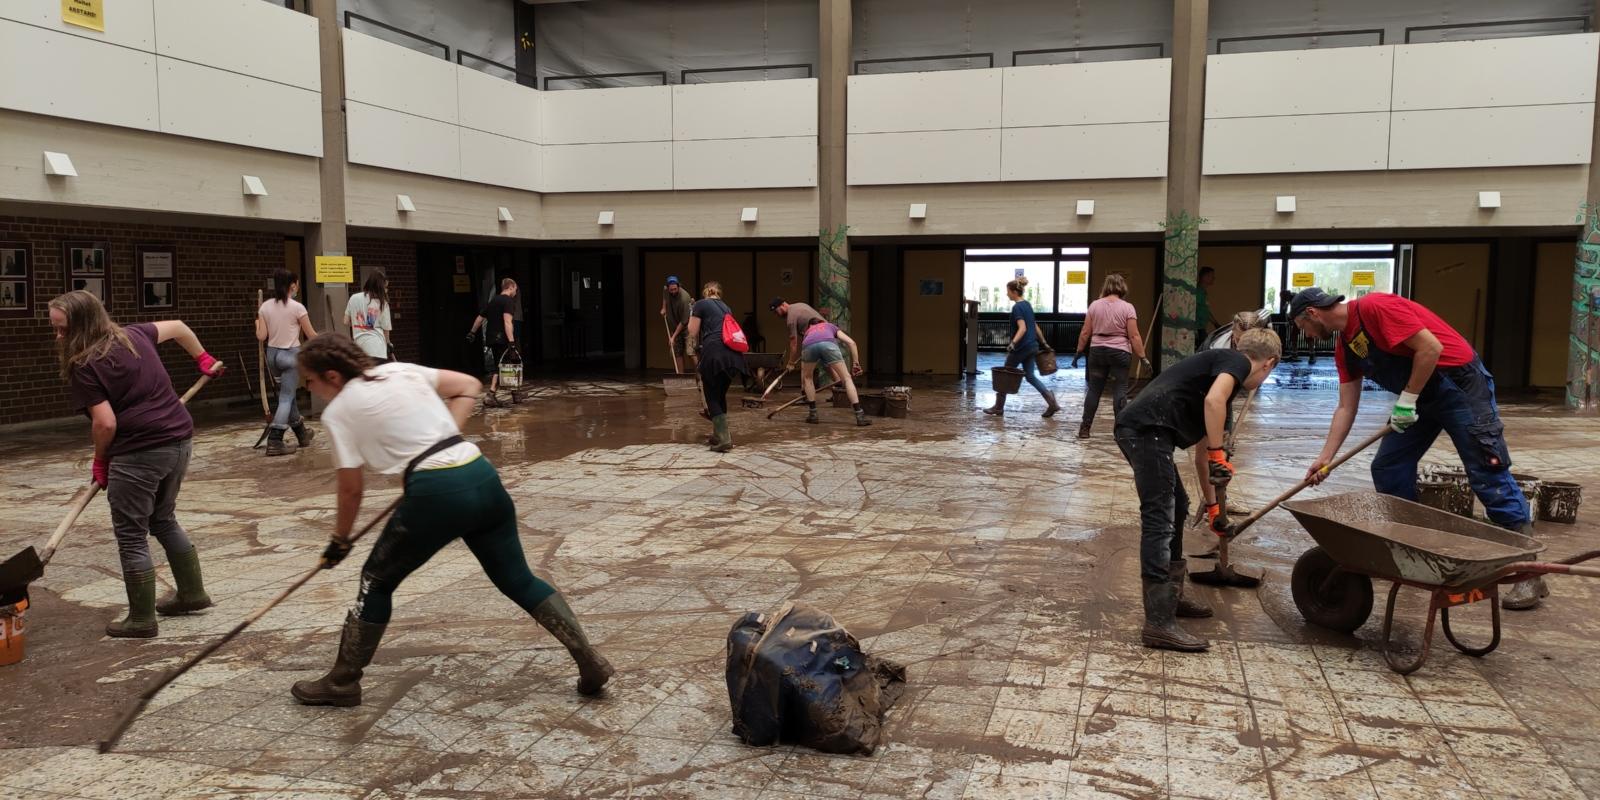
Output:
[1282,492,1544,589]
[744,352,784,372]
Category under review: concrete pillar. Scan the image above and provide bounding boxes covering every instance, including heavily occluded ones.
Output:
[1159,0,1209,368]
[1569,6,1600,409]
[817,0,851,329]
[305,0,350,338]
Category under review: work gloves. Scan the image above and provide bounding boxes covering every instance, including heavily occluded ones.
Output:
[1389,390,1420,433]
[92,457,109,489]
[1206,447,1235,487]
[195,351,224,377]
[320,538,353,569]
[1204,502,1230,537]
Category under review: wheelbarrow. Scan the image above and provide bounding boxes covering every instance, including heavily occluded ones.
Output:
[1282,491,1600,675]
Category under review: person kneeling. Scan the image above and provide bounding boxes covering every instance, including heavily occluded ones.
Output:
[1113,329,1281,652]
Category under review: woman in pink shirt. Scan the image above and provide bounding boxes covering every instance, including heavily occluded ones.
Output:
[1075,274,1148,439]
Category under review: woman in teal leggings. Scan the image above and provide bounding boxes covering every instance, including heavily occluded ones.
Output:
[289,335,612,706]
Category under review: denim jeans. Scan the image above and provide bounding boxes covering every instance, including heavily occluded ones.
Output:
[1114,425,1187,584]
[1082,346,1132,426]
[1003,345,1050,397]
[267,346,302,431]
[106,439,195,574]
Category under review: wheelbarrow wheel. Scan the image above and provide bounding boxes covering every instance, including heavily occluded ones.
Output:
[1291,546,1374,634]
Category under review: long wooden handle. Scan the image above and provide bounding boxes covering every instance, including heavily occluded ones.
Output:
[1230,427,1389,535]
[767,379,838,419]
[1132,293,1165,382]
[758,366,791,401]
[661,313,682,374]
[257,289,269,418]
[1225,389,1257,453]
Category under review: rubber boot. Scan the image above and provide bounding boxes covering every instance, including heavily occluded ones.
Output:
[1077,421,1092,439]
[805,405,820,424]
[1140,580,1209,652]
[1041,391,1061,418]
[291,612,387,707]
[1169,560,1213,619]
[106,569,159,638]
[265,428,290,456]
[156,546,213,616]
[530,594,615,696]
[983,394,1007,415]
[710,414,734,453]
[1503,524,1549,610]
[854,408,872,427]
[291,421,315,448]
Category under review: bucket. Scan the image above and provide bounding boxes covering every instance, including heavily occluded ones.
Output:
[1538,481,1582,524]
[883,386,911,419]
[992,367,1025,394]
[830,386,852,408]
[1416,479,1474,518]
[0,598,27,667]
[858,394,886,416]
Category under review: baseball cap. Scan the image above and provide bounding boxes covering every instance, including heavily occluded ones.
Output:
[1289,287,1344,320]
[666,275,680,286]
[768,298,786,311]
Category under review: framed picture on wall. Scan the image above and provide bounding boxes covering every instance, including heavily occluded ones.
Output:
[136,244,176,310]
[0,242,32,317]
[63,241,110,305]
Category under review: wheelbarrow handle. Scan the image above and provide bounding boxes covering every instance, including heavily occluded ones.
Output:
[1228,427,1388,537]
[1502,561,1600,580]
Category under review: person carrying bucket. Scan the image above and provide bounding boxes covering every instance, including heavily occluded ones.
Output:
[290,335,612,707]
[465,278,518,407]
[257,269,319,455]
[983,276,1060,417]
[1289,288,1542,610]
[50,290,226,638]
[1114,328,1282,652]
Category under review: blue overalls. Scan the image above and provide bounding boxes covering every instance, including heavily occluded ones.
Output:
[1344,304,1530,529]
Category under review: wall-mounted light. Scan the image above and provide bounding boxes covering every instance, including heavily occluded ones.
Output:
[396,194,416,213]
[497,206,514,223]
[741,207,758,223]
[1478,191,1501,209]
[1076,199,1095,217]
[241,175,269,196]
[1275,195,1296,214]
[43,151,77,177]
[597,210,615,226]
[908,203,927,220]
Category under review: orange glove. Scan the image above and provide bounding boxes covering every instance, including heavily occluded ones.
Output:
[1204,503,1230,537]
[1206,447,1234,486]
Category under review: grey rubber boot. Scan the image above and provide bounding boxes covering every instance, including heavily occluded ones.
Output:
[710,415,734,453]
[292,612,387,707]
[805,406,820,424]
[106,569,159,638]
[291,421,315,448]
[1041,390,1061,418]
[1140,580,1209,652]
[983,394,1007,415]
[531,594,615,696]
[1170,560,1214,619]
[1503,525,1548,610]
[156,546,213,616]
[854,408,872,427]
[265,428,290,456]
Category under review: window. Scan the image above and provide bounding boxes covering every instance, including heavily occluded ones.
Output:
[1289,244,1395,252]
[1264,259,1284,311]
[966,247,1054,256]
[965,261,1056,313]
[1056,260,1091,313]
[1266,242,1397,308]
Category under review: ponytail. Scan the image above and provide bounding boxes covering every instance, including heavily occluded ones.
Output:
[298,334,381,383]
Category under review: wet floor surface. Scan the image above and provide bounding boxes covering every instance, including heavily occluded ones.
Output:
[2,357,1598,799]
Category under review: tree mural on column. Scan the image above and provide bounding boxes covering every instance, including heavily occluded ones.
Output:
[1160,211,1205,368]
[818,224,851,331]
[1571,203,1600,410]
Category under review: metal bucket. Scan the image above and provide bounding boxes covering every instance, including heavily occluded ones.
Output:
[1415,479,1474,518]
[1538,481,1582,524]
[992,367,1025,394]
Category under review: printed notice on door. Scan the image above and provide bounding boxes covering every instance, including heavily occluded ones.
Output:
[61,0,104,32]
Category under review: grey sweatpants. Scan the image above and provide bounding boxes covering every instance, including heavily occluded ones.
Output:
[106,439,195,574]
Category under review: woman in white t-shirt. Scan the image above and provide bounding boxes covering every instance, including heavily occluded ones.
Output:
[343,270,393,362]
[288,335,612,708]
[255,268,319,456]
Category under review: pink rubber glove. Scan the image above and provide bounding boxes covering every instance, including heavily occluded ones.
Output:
[195,351,223,377]
[92,457,109,489]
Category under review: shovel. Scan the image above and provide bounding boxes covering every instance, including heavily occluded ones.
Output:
[0,373,217,605]
[766,378,838,420]
[741,365,792,409]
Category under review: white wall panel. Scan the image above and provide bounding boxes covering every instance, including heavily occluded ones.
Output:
[1002,60,1170,128]
[157,57,321,157]
[543,142,672,191]
[346,101,460,179]
[460,129,539,190]
[1206,46,1393,118]
[0,19,158,131]
[673,137,816,190]
[0,0,154,51]
[542,86,671,145]
[456,67,540,142]
[1204,113,1389,175]
[672,79,817,140]
[1390,106,1593,169]
[343,29,457,124]
[847,130,1000,185]
[1002,123,1167,181]
[1393,34,1598,111]
[153,0,319,91]
[848,69,1002,134]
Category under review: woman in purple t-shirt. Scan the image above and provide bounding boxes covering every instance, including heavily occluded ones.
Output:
[50,290,225,638]
[1075,274,1149,439]
[797,318,870,426]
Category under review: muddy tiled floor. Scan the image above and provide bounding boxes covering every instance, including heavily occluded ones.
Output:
[2,359,1598,799]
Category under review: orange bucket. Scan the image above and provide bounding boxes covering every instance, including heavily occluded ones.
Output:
[0,598,27,667]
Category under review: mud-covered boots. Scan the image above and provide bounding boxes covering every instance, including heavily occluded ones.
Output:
[709,414,734,453]
[1041,391,1061,418]
[106,569,159,638]
[983,394,1007,416]
[156,546,213,616]
[854,407,872,427]
[265,427,290,456]
[1503,525,1549,610]
[531,593,615,695]
[292,612,387,707]
[1141,580,1209,652]
[1169,560,1213,618]
[805,404,820,424]
[1077,421,1092,439]
[291,421,315,448]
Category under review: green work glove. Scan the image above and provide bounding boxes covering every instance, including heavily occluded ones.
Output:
[1389,390,1420,433]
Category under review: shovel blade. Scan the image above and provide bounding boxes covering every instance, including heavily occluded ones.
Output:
[0,546,43,606]
[1189,564,1262,589]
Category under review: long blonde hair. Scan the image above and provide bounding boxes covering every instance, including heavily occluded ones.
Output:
[51,290,135,381]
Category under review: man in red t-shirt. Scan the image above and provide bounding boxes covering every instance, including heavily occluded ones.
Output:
[1289,289,1542,610]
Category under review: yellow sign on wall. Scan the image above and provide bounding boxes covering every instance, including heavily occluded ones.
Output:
[61,0,103,31]
[452,274,472,293]
[1066,270,1088,285]
[1351,270,1376,287]
[314,256,354,284]
[1291,272,1316,288]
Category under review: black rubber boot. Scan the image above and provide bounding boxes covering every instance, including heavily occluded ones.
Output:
[1042,391,1061,418]
[710,414,733,453]
[291,421,315,448]
[106,569,159,638]
[1169,560,1214,619]
[292,612,387,707]
[531,594,614,696]
[854,408,872,427]
[156,546,213,616]
[983,394,1007,415]
[1503,525,1548,610]
[1077,422,1092,439]
[805,405,820,424]
[265,428,290,456]
[1140,580,1209,652]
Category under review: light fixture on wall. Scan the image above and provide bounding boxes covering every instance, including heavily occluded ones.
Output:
[741,207,758,223]
[241,175,269,197]
[908,203,927,220]
[1478,191,1501,209]
[1275,195,1296,214]
[396,194,416,213]
[497,206,514,223]
[1076,200,1095,217]
[43,151,77,177]
[597,210,615,226]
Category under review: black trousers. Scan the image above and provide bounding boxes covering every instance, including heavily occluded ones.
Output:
[1082,347,1132,426]
[1114,425,1188,584]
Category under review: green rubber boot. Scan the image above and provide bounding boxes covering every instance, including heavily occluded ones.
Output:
[531,593,614,696]
[106,569,158,639]
[710,414,734,453]
[156,546,213,616]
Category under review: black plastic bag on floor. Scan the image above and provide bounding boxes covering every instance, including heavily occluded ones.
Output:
[725,602,906,755]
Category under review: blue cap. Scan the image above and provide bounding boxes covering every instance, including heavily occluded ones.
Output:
[666,276,680,286]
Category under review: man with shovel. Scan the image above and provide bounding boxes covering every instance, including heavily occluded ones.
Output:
[1290,288,1541,610]
[659,276,694,370]
[1114,328,1282,652]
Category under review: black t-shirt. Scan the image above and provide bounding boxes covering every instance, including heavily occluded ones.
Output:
[67,323,193,456]
[1116,349,1251,447]
[692,298,730,350]
[480,294,516,343]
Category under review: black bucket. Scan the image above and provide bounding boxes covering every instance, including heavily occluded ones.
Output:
[1415,479,1474,518]
[992,367,1025,394]
[1538,481,1582,524]
[884,386,911,419]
